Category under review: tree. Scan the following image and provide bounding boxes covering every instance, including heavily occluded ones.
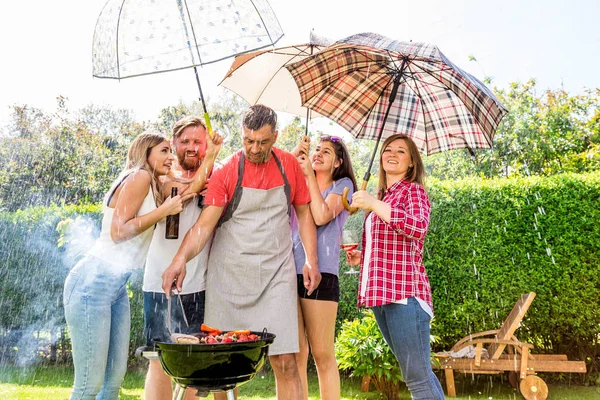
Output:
[424,81,600,179]
[0,98,141,211]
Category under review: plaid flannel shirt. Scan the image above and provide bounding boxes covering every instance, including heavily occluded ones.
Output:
[357,179,433,310]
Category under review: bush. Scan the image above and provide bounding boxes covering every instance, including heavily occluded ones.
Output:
[1,172,598,377]
[425,172,600,376]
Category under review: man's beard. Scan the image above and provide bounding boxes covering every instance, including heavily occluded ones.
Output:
[179,155,201,171]
[245,150,269,164]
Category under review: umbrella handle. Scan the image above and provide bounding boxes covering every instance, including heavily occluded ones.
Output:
[203,112,215,140]
[342,181,368,214]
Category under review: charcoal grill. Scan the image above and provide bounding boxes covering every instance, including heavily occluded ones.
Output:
[137,330,276,399]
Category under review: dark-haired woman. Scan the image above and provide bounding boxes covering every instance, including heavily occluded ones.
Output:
[346,134,444,400]
[292,135,357,400]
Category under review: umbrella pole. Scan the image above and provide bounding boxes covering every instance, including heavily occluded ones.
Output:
[342,76,402,212]
[302,44,316,140]
[304,107,310,136]
[192,66,214,139]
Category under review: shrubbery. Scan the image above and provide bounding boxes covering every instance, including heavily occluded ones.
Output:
[425,172,600,374]
[1,172,598,375]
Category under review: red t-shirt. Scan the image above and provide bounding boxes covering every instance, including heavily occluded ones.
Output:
[204,148,310,208]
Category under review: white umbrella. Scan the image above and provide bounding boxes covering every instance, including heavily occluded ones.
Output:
[219,30,332,134]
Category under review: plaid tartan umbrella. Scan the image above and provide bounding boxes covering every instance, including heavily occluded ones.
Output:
[286,32,508,190]
[92,0,284,134]
[219,30,331,135]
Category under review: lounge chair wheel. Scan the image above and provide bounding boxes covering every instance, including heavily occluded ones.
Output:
[508,371,519,388]
[519,375,548,400]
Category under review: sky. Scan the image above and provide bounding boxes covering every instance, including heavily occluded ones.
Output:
[0,0,598,134]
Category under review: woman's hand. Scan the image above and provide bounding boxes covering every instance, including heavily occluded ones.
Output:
[292,136,310,157]
[346,250,361,266]
[297,154,314,177]
[351,190,377,211]
[159,193,195,216]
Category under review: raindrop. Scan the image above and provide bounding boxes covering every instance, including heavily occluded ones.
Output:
[473,264,477,275]
[551,256,556,264]
[527,252,530,260]
[546,247,552,257]
[538,232,542,240]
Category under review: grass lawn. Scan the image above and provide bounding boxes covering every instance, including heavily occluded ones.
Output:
[0,365,598,399]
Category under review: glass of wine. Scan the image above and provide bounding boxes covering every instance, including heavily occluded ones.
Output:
[341,229,360,274]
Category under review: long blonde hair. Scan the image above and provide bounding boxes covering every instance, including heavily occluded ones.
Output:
[377,134,425,200]
[106,133,167,206]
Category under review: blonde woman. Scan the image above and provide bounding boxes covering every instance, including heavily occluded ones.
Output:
[63,133,194,400]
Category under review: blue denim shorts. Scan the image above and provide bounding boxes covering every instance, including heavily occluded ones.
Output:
[143,291,205,346]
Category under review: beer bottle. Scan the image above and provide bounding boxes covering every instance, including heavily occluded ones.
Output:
[165,187,180,239]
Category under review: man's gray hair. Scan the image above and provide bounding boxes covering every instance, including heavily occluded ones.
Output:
[242,104,277,131]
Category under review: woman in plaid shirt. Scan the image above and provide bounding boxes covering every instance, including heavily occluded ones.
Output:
[347,134,444,399]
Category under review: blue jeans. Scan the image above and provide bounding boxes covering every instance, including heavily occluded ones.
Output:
[372,298,445,400]
[63,256,132,400]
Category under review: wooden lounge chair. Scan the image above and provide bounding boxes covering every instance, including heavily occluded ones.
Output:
[434,292,587,400]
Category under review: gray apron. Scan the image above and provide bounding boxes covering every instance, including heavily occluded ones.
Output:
[205,151,298,355]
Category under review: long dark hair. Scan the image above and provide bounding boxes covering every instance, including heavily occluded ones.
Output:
[319,136,357,191]
[377,134,425,200]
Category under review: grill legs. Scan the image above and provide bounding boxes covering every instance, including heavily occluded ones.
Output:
[173,385,236,399]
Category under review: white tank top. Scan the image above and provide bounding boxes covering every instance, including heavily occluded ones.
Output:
[143,200,210,294]
[88,185,156,271]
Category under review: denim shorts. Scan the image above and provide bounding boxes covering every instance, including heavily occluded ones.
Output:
[143,291,205,346]
[297,273,339,302]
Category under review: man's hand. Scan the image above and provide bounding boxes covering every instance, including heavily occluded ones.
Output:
[162,257,187,297]
[206,130,224,157]
[302,262,321,296]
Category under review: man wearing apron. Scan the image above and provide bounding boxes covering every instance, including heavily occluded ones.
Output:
[162,105,320,400]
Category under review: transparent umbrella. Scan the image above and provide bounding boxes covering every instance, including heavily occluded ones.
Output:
[92,0,284,134]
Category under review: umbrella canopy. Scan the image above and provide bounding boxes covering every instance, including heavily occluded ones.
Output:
[286,32,508,156]
[92,0,284,79]
[219,31,331,120]
[92,0,284,134]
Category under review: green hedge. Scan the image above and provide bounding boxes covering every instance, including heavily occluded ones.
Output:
[425,172,600,368]
[1,172,598,370]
